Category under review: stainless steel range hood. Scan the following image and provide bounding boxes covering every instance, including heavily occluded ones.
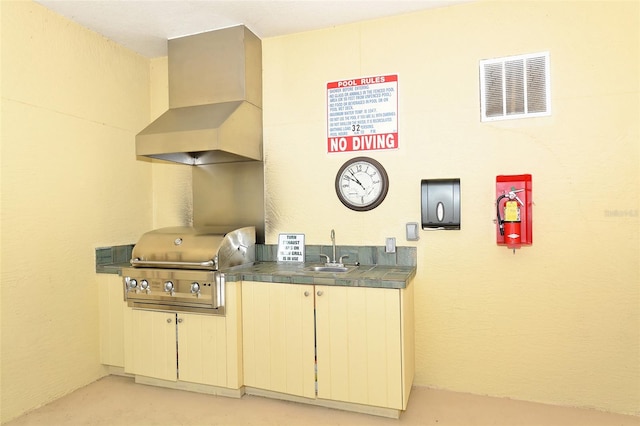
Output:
[136,25,262,165]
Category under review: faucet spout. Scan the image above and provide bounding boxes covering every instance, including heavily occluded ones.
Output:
[321,229,344,266]
[331,229,336,263]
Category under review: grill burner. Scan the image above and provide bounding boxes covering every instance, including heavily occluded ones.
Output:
[122,226,255,315]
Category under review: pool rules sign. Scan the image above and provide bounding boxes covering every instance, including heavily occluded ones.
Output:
[327,74,398,153]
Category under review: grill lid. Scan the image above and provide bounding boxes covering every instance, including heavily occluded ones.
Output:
[130,225,255,270]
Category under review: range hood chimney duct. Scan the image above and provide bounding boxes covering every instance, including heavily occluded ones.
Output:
[136,25,262,165]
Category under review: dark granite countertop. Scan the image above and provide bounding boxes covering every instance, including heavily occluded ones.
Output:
[223,262,415,289]
[96,244,416,289]
[96,262,132,275]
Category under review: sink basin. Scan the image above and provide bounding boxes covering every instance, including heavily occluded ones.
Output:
[305,265,357,273]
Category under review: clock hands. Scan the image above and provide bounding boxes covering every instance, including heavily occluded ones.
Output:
[345,175,362,186]
[347,169,366,190]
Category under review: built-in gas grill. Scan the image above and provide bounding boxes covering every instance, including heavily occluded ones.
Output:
[122,226,255,315]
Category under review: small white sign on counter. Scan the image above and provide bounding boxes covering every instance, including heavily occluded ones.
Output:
[277,234,305,262]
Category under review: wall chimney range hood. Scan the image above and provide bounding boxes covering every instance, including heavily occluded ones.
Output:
[136,25,262,165]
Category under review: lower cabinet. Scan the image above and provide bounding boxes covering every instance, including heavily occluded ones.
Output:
[98,274,126,368]
[124,309,178,381]
[114,277,413,415]
[123,281,243,390]
[242,280,415,412]
[124,310,229,386]
[242,281,316,398]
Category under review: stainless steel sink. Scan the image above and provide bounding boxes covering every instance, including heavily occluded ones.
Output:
[305,265,357,273]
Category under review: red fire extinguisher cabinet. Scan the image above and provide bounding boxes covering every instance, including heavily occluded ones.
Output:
[496,174,532,248]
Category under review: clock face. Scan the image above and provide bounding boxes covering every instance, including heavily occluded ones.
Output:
[335,157,389,211]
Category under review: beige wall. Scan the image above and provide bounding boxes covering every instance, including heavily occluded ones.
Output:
[262,0,638,415]
[0,1,153,422]
[1,0,638,422]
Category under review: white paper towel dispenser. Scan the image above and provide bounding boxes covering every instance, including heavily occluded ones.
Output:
[421,178,461,230]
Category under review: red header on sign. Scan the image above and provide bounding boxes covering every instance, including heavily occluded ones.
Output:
[327,133,398,153]
[327,74,398,89]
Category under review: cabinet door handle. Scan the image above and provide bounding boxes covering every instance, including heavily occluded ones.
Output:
[304,291,310,297]
[177,318,183,323]
[317,290,324,296]
[166,318,172,324]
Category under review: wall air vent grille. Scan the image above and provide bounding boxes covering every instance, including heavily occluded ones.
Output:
[480,52,550,122]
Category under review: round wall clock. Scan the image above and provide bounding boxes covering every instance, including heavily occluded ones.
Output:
[335,156,389,211]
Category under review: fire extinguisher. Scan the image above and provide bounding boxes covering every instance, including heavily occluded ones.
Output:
[496,188,524,247]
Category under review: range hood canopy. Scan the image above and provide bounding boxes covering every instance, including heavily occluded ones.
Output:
[136,25,262,166]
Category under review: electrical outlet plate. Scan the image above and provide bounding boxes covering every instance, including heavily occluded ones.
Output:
[385,237,396,253]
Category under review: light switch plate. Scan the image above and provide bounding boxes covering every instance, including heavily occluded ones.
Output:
[406,222,419,241]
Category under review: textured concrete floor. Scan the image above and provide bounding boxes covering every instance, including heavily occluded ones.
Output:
[5,375,639,426]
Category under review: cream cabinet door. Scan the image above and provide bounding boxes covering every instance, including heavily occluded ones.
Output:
[177,313,228,387]
[315,285,403,409]
[242,281,315,398]
[124,309,177,382]
[98,274,126,367]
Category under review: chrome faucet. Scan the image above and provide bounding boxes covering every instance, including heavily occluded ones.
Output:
[320,229,349,266]
[331,229,336,263]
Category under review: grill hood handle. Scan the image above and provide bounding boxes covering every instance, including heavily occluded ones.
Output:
[130,258,216,269]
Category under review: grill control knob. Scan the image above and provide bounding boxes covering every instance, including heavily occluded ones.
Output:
[126,279,137,290]
[190,282,201,298]
[164,281,175,296]
[140,280,149,290]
